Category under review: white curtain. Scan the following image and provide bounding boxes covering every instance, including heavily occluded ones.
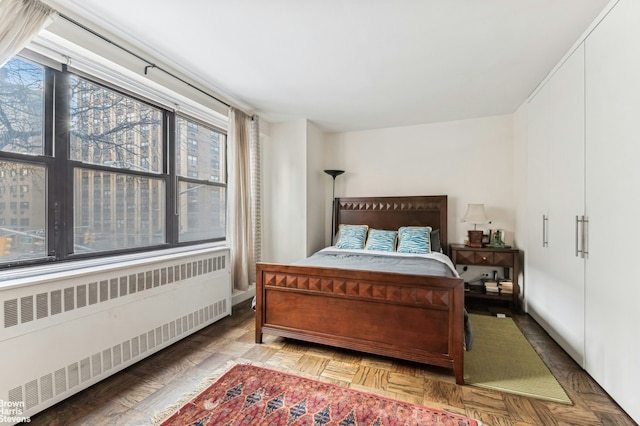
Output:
[228,108,258,291]
[0,0,56,68]
[250,115,262,268]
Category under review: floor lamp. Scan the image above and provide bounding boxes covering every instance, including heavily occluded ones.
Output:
[324,169,345,244]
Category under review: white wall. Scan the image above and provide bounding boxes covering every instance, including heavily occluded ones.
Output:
[262,120,308,263]
[262,119,327,263]
[325,114,515,246]
[306,121,327,255]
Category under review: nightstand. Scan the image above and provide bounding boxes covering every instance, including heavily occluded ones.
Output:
[449,243,521,313]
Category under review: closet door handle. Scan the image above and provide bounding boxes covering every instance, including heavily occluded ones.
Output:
[582,216,589,258]
[575,216,582,257]
[543,214,549,247]
[576,215,588,258]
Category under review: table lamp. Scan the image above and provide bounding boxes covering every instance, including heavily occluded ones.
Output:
[461,203,490,248]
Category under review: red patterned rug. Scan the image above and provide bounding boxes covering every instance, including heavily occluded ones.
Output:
[160,364,480,425]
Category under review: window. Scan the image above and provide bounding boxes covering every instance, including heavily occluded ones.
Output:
[70,76,166,254]
[175,116,227,242]
[70,76,163,173]
[0,58,44,155]
[0,56,227,267]
[0,57,47,263]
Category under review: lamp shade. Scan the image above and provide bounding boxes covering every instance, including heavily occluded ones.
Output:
[324,170,345,178]
[461,204,490,225]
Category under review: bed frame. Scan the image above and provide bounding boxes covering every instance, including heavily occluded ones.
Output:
[255,195,465,384]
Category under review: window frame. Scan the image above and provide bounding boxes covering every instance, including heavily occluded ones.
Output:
[0,56,228,269]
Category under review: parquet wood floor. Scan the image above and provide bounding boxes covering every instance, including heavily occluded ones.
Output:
[26,300,635,426]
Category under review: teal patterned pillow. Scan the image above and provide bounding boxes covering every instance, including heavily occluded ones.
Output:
[397,226,432,254]
[364,229,398,252]
[335,224,369,249]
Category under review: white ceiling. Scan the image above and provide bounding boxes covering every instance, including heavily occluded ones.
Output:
[45,0,610,133]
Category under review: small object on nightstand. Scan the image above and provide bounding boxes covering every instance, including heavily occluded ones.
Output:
[465,280,484,294]
[460,204,491,248]
[486,229,511,248]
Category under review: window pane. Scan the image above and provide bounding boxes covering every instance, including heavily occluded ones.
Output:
[178,181,225,242]
[0,161,47,263]
[69,77,163,173]
[0,58,44,155]
[176,116,226,182]
[74,169,165,253]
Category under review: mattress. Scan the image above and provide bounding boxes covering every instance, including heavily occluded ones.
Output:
[293,247,459,278]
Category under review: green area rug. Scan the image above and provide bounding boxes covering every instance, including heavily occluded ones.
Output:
[464,314,572,404]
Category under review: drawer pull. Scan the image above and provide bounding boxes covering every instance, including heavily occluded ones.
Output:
[482,256,487,260]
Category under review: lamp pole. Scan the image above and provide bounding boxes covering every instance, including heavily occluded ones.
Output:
[324,170,345,244]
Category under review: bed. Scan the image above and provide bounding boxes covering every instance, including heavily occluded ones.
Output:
[254,195,466,384]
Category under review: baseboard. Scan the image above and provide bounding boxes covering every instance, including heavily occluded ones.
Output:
[232,284,256,306]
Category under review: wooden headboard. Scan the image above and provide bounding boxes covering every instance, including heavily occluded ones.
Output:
[334,195,448,255]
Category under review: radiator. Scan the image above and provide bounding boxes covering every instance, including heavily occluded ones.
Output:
[0,246,230,424]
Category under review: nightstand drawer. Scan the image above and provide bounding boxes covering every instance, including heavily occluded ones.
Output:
[474,252,494,265]
[454,250,500,266]
[454,250,476,265]
[493,251,514,266]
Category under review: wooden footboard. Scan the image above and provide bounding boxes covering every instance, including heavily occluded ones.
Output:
[255,262,466,384]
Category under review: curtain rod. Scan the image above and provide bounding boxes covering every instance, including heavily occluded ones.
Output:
[58,12,232,109]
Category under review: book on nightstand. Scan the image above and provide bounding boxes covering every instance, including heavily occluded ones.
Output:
[484,281,500,294]
[499,280,513,295]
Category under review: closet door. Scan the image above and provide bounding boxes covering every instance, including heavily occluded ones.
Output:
[527,45,586,366]
[545,45,586,366]
[526,78,551,323]
[585,0,640,420]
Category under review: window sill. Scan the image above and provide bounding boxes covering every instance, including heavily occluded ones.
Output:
[0,242,229,287]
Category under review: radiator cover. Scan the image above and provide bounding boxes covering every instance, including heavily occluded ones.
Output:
[0,246,230,424]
